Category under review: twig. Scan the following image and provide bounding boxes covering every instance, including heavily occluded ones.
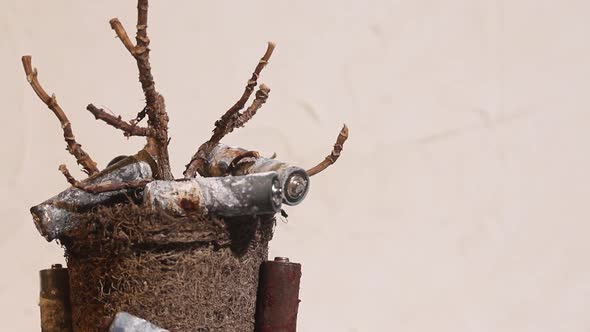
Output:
[59,164,82,187]
[109,18,135,55]
[183,43,275,178]
[86,104,155,137]
[306,124,349,176]
[22,56,99,175]
[235,85,271,128]
[223,42,275,121]
[58,164,151,194]
[109,0,173,180]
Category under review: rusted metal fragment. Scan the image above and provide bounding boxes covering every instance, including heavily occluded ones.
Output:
[144,172,283,217]
[255,257,302,332]
[108,312,169,332]
[39,264,72,332]
[30,150,157,241]
[204,144,310,206]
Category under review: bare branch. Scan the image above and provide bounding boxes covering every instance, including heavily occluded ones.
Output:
[109,0,173,180]
[22,56,100,175]
[109,18,135,55]
[225,42,275,119]
[133,0,159,107]
[59,164,82,187]
[306,124,349,176]
[183,43,275,178]
[235,84,271,128]
[86,104,155,137]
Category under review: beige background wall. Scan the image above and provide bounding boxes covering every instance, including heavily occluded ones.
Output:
[2,0,590,331]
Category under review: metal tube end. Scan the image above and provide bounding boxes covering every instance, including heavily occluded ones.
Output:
[283,170,310,206]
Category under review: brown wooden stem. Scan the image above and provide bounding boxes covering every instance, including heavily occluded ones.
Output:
[110,0,173,180]
[236,85,271,128]
[22,56,100,175]
[183,43,275,178]
[86,104,154,137]
[306,124,349,176]
[225,42,275,120]
[109,18,135,55]
[59,164,82,187]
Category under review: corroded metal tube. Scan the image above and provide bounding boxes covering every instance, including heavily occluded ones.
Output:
[204,144,310,206]
[144,172,283,217]
[30,150,157,241]
[39,264,72,332]
[255,257,302,332]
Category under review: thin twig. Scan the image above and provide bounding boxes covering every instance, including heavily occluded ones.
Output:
[22,56,99,175]
[109,18,135,55]
[59,164,82,187]
[183,43,275,178]
[306,124,349,176]
[235,85,271,128]
[86,104,155,137]
[223,42,275,122]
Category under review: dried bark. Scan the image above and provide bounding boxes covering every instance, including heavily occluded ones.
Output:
[306,124,349,176]
[22,56,100,175]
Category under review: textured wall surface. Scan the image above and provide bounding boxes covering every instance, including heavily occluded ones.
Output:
[2,1,590,331]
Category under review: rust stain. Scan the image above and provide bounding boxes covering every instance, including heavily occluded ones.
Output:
[179,197,201,212]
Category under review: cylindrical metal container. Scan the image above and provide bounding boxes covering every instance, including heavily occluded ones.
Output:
[30,150,157,241]
[39,264,72,332]
[255,257,302,332]
[143,172,283,217]
[241,159,309,206]
[204,144,310,206]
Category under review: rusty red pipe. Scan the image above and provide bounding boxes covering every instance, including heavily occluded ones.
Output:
[255,257,302,332]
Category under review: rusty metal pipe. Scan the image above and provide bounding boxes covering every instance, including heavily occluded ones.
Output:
[30,151,157,241]
[204,144,310,206]
[255,257,302,332]
[144,172,283,217]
